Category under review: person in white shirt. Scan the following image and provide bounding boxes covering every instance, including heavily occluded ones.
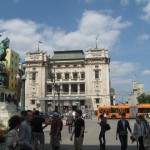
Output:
[133,115,145,150]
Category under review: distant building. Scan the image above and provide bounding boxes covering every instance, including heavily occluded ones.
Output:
[24,47,111,112]
[110,88,115,105]
[129,81,144,106]
[0,48,19,104]
[5,49,19,103]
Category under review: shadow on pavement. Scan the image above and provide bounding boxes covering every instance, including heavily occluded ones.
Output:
[44,144,137,150]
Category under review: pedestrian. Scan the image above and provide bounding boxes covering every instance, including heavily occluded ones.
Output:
[18,110,34,150]
[116,112,132,150]
[31,110,48,150]
[99,114,107,150]
[5,115,23,150]
[67,114,73,133]
[133,115,145,150]
[70,110,85,150]
[141,114,149,135]
[50,112,62,150]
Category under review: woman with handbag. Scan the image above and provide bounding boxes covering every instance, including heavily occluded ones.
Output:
[133,115,145,150]
[99,114,107,150]
[5,115,23,150]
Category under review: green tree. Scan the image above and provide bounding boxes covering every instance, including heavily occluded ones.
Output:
[137,93,150,104]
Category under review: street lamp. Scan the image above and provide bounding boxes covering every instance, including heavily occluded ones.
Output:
[16,63,26,110]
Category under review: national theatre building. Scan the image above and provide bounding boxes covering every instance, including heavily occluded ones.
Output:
[24,47,111,113]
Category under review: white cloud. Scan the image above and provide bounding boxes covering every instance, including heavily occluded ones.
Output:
[135,0,150,4]
[0,11,132,59]
[120,0,129,6]
[110,61,138,77]
[141,70,150,75]
[137,33,150,42]
[140,1,150,22]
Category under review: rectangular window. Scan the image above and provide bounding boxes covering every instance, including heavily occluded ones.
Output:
[73,73,78,79]
[32,72,36,80]
[62,84,69,92]
[95,98,99,104]
[95,70,99,79]
[81,72,85,79]
[80,84,85,92]
[71,84,78,92]
[47,85,52,92]
[57,73,61,79]
[65,73,69,80]
[30,100,35,105]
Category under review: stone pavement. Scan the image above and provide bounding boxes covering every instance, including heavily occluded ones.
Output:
[0,117,138,150]
[44,117,137,150]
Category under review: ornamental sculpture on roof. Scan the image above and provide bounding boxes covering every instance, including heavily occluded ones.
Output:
[0,37,10,61]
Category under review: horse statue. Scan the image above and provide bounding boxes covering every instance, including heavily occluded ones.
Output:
[0,37,10,61]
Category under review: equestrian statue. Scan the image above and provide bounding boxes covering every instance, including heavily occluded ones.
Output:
[0,37,10,61]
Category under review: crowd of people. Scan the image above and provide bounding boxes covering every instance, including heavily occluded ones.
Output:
[3,109,85,150]
[98,112,150,150]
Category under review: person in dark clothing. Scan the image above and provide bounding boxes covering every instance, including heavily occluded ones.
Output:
[31,110,48,150]
[70,110,85,150]
[50,112,62,150]
[116,112,132,150]
[99,114,107,150]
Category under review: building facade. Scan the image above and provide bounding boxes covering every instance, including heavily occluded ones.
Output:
[0,48,19,104]
[5,49,19,103]
[24,48,110,112]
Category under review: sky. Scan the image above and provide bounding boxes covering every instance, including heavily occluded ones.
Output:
[0,0,150,102]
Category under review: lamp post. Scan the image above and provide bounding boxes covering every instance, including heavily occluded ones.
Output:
[48,101,52,112]
[16,63,26,110]
[57,84,60,114]
[36,100,40,110]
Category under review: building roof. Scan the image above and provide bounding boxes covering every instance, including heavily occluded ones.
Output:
[51,50,85,61]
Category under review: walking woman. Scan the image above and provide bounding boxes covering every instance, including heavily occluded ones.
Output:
[5,115,23,150]
[133,115,145,150]
[99,114,107,150]
[116,112,132,150]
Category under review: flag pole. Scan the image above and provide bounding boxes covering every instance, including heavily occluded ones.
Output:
[38,41,43,51]
[38,42,39,51]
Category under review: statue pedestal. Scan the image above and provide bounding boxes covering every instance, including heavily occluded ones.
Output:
[0,102,19,127]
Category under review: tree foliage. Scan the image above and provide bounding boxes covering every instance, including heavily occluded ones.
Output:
[137,93,150,104]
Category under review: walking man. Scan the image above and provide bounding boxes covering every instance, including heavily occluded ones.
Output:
[31,110,48,150]
[70,110,85,150]
[19,110,34,150]
[50,112,62,150]
[116,112,132,150]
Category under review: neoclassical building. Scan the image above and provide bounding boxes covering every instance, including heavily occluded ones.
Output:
[24,47,111,112]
